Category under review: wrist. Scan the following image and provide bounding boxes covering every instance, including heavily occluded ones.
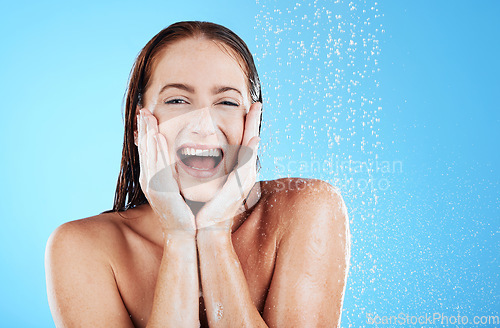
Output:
[196,212,234,234]
[162,232,197,262]
[196,228,232,245]
[162,230,197,246]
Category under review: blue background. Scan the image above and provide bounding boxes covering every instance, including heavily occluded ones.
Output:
[0,0,498,327]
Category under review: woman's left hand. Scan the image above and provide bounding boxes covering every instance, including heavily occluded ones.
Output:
[195,102,262,233]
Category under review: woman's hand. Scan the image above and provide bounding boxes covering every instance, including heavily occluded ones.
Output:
[195,102,262,233]
[137,108,196,237]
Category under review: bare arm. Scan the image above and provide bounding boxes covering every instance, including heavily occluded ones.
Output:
[263,179,351,327]
[45,221,199,328]
[138,108,199,326]
[147,234,199,327]
[45,221,135,328]
[195,179,350,327]
[197,229,268,327]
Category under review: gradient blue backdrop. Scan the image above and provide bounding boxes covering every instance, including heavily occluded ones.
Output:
[0,0,498,327]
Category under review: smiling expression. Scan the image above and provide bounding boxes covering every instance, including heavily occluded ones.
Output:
[140,37,251,202]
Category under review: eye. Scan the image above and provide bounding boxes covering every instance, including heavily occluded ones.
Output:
[164,98,188,105]
[218,100,240,107]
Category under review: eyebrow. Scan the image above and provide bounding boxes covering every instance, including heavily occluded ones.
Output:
[159,83,194,94]
[213,86,242,97]
[159,83,242,97]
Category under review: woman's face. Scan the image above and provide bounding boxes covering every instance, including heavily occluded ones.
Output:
[141,37,251,202]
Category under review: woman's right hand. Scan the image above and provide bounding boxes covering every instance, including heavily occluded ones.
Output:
[137,108,196,237]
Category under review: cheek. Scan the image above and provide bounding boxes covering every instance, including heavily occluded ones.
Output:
[217,113,245,145]
[227,124,244,145]
[157,118,180,145]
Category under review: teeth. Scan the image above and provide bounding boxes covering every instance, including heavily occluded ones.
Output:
[181,147,221,157]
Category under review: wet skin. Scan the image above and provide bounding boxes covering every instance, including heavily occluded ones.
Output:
[45,37,350,327]
[88,179,310,325]
[46,178,350,327]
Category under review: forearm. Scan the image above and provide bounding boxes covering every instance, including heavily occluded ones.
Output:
[197,229,268,328]
[147,234,199,327]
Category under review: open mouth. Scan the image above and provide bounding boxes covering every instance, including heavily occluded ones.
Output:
[177,147,224,171]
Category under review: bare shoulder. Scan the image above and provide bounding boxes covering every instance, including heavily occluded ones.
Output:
[260,177,344,201]
[260,178,351,326]
[46,212,126,260]
[45,212,134,327]
[259,177,349,238]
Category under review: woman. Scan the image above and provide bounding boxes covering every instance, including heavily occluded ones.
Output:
[45,21,350,328]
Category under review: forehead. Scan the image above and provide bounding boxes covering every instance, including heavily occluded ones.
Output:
[149,37,248,90]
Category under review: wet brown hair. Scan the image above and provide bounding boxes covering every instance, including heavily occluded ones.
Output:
[102,21,263,214]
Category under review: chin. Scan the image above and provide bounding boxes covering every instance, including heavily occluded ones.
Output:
[179,176,226,203]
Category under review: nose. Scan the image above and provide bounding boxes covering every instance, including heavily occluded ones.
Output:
[189,106,217,138]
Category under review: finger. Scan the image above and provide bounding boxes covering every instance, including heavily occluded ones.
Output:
[137,111,149,188]
[142,107,154,117]
[235,135,260,190]
[237,181,262,215]
[143,108,160,132]
[139,110,148,156]
[155,133,195,228]
[145,113,158,166]
[248,135,261,153]
[241,102,262,147]
[156,132,182,194]
[254,102,262,137]
[237,134,260,172]
[218,170,251,213]
[228,154,258,203]
[156,132,175,180]
[155,133,168,170]
[150,133,168,193]
[156,132,173,180]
